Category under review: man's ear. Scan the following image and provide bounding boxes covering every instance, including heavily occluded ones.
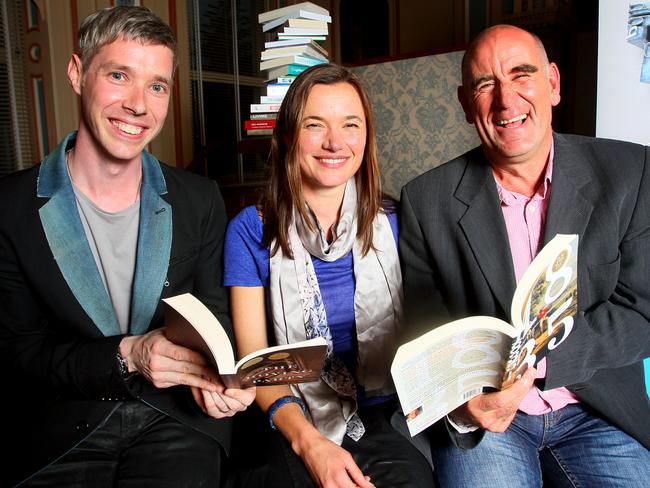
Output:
[548,62,561,107]
[67,54,83,96]
[457,85,474,124]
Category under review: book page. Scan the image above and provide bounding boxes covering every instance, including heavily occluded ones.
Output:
[391,317,515,436]
[502,234,579,388]
[164,294,328,388]
[163,294,236,374]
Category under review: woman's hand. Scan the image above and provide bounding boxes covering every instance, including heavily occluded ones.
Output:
[296,432,374,488]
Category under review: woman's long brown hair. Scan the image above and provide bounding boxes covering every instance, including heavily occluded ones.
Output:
[260,63,382,258]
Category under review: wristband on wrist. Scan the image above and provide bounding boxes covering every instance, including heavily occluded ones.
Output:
[267,395,306,430]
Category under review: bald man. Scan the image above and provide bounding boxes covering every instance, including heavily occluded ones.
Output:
[400,24,650,487]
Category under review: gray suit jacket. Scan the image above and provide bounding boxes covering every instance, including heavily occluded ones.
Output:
[400,133,650,450]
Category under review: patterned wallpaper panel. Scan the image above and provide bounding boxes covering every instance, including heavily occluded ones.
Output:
[351,51,480,199]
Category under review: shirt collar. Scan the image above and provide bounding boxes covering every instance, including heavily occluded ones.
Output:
[495,141,554,205]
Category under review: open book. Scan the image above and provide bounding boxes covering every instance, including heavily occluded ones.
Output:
[163,293,327,389]
[391,233,579,436]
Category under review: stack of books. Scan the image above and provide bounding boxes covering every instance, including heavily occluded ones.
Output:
[245,2,331,136]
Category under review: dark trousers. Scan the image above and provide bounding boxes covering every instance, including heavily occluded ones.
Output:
[19,401,224,488]
[232,400,434,488]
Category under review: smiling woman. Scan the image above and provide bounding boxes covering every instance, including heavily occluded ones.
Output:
[294,82,367,233]
[223,63,434,488]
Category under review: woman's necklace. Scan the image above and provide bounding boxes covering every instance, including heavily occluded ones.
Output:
[66,148,142,204]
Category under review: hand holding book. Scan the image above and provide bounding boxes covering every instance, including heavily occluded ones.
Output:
[119,325,256,419]
[163,293,327,389]
[449,367,536,433]
[391,234,579,436]
[190,384,256,420]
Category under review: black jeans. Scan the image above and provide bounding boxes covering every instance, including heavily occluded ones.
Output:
[20,401,224,488]
[232,400,434,488]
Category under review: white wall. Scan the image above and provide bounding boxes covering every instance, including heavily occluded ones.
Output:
[596,0,650,145]
[598,1,650,396]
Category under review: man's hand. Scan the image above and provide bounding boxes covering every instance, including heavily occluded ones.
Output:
[451,367,536,432]
[190,386,256,419]
[119,329,220,391]
[297,432,375,488]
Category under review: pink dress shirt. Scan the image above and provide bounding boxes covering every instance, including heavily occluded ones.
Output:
[494,150,580,415]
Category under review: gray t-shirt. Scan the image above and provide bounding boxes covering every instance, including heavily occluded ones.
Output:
[72,184,140,334]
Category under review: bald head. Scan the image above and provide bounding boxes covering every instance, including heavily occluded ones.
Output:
[461,25,550,88]
[455,23,561,171]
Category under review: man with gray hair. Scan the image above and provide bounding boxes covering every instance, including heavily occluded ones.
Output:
[400,24,650,487]
[0,6,254,486]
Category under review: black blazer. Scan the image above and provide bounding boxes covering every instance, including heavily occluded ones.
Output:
[0,133,234,486]
[400,133,650,450]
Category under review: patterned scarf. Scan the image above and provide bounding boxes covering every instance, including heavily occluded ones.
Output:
[269,178,403,444]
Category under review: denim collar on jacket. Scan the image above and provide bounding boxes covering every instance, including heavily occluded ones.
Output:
[36,131,172,336]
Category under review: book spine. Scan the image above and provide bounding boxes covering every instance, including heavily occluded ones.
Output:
[277,35,326,41]
[250,103,282,113]
[261,16,287,32]
[261,47,326,62]
[274,76,296,84]
[309,42,329,58]
[282,27,328,36]
[296,10,332,23]
[244,119,277,130]
[260,55,322,71]
[260,50,289,60]
[287,18,328,29]
[266,84,291,97]
[246,129,274,136]
[249,112,278,120]
[301,56,326,67]
[287,64,311,75]
[303,48,327,61]
[264,65,312,81]
[260,95,284,103]
[264,38,310,48]
[286,64,307,75]
[258,6,330,24]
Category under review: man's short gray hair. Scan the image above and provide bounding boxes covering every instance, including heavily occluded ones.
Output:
[76,6,177,72]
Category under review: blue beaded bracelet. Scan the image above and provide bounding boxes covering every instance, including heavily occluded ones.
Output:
[268,395,306,430]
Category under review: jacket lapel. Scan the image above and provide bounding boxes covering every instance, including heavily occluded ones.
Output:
[38,132,121,336]
[129,151,172,335]
[455,148,517,319]
[454,135,595,322]
[544,134,594,244]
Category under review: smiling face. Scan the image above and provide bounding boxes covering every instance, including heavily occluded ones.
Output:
[296,82,367,200]
[68,37,173,166]
[458,26,560,169]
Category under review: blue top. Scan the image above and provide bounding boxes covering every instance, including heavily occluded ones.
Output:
[224,205,398,405]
